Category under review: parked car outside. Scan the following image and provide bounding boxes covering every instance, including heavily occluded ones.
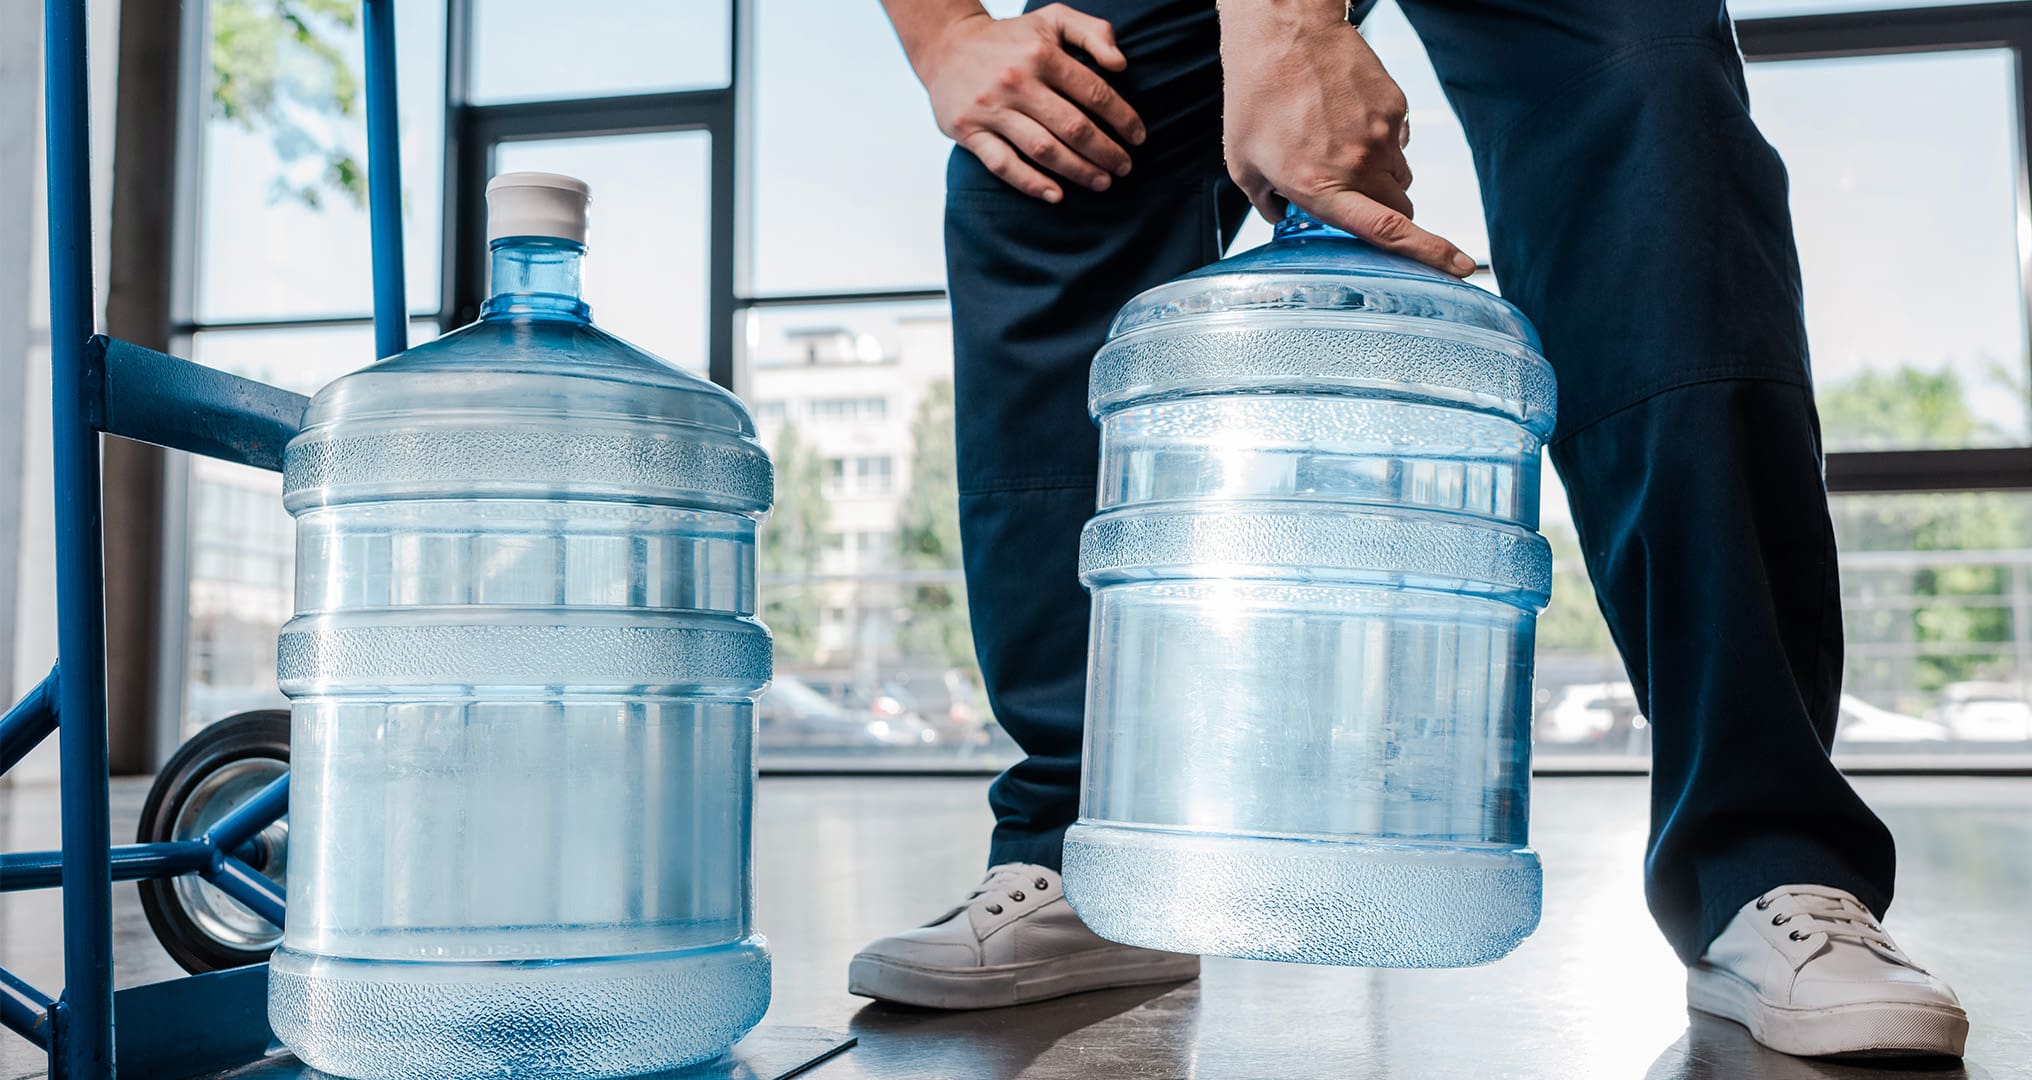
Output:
[1834,694,1949,744]
[1536,681,1646,752]
[758,674,938,752]
[1927,682,2032,743]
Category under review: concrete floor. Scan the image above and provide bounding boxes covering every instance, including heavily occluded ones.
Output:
[1,774,2025,1079]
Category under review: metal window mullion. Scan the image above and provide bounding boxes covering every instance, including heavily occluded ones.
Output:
[736,288,949,310]
[714,0,747,392]
[471,92,733,143]
[709,103,738,389]
[440,0,475,333]
[166,0,209,339]
[1739,26,2011,60]
[173,313,385,336]
[1826,447,2032,493]
[2016,31,2032,453]
[1737,5,2032,61]
[150,0,215,767]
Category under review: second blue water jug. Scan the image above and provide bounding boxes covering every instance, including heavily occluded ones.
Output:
[270,173,773,1077]
[1062,209,1556,967]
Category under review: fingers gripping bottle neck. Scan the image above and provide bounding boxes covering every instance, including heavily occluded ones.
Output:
[1273,203,1353,241]
[269,171,773,1079]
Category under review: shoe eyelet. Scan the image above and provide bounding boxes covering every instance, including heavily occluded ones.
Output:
[1788,930,1807,941]
[1754,897,1771,911]
[986,904,1003,915]
[1010,890,1026,902]
[1771,914,1789,926]
[1036,878,1050,890]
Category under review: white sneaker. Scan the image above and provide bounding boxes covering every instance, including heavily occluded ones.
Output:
[847,862,1200,1009]
[1688,884,1968,1058]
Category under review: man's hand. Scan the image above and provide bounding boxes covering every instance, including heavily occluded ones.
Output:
[1219,0,1475,276]
[884,0,1145,203]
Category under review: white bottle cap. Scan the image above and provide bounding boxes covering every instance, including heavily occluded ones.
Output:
[485,171,591,245]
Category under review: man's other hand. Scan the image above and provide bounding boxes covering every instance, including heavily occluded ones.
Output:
[903,3,1146,203]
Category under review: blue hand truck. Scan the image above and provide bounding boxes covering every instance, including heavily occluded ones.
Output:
[0,1,413,1075]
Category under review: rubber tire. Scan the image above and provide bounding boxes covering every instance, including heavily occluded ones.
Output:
[137,709,290,974]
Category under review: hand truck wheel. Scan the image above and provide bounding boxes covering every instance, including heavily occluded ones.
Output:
[137,709,290,974]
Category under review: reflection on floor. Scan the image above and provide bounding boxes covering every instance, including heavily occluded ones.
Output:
[1,775,2025,1079]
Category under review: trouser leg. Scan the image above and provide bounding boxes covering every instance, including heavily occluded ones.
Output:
[1551,379,1892,962]
[1400,0,1896,959]
[946,0,1249,869]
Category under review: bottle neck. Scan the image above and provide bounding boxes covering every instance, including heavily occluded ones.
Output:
[481,236,590,322]
[1273,205,1357,242]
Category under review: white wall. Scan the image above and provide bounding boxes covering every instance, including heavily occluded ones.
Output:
[3,0,122,783]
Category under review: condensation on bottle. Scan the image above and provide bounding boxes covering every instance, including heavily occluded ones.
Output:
[269,172,773,1077]
[1062,208,1556,967]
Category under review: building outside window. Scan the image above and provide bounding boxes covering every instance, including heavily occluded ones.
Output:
[821,457,896,497]
[810,397,889,424]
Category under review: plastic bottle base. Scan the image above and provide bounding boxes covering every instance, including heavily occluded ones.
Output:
[1062,822,1540,967]
[268,936,771,1079]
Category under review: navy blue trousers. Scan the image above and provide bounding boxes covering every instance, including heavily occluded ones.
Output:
[946,0,1895,963]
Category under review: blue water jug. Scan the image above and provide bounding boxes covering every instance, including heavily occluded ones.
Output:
[1061,208,1556,967]
[269,173,773,1077]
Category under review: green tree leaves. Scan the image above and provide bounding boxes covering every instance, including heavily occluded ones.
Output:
[896,379,975,671]
[760,420,830,664]
[212,0,367,209]
[1821,365,2028,702]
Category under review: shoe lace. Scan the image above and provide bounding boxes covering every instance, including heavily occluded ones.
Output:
[965,864,1054,917]
[1755,886,1900,954]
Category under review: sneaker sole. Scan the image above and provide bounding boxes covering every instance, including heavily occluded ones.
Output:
[847,947,1201,1010]
[1687,963,1969,1059]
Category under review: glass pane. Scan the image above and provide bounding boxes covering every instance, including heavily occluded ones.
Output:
[184,454,294,734]
[469,0,730,104]
[1730,0,1982,16]
[181,322,439,737]
[750,3,943,294]
[188,320,441,393]
[198,0,445,321]
[1748,50,2029,452]
[1833,492,2032,757]
[1528,486,2032,763]
[747,0,1018,295]
[1532,468,1641,762]
[743,301,1016,767]
[495,131,711,373]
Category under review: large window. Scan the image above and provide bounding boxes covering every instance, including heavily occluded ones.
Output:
[735,0,1024,767]
[743,301,1000,766]
[1742,8,2032,763]
[169,0,2032,769]
[172,0,449,739]
[1753,48,2027,454]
